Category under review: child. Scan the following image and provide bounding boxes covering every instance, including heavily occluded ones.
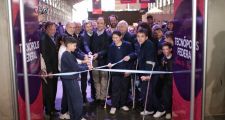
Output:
[165,31,174,46]
[160,42,173,120]
[107,30,136,114]
[136,29,164,117]
[61,36,92,120]
[153,26,165,63]
[167,21,174,31]
[57,35,71,119]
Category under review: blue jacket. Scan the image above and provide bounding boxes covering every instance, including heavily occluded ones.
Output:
[61,51,88,80]
[80,31,93,54]
[108,41,136,72]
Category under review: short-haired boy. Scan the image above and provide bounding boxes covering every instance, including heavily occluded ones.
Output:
[135,29,162,116]
[160,42,173,119]
[61,36,92,120]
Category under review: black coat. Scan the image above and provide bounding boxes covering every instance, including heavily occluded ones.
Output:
[160,56,173,81]
[80,31,93,54]
[40,32,58,73]
[91,30,112,66]
[137,40,156,75]
[123,32,137,49]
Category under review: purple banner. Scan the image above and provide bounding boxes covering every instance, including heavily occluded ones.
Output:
[172,0,204,120]
[13,0,44,119]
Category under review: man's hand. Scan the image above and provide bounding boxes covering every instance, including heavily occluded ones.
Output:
[40,70,48,84]
[48,72,53,79]
[123,56,130,62]
[107,63,112,68]
[124,72,130,77]
[140,76,151,81]
[93,53,98,60]
[88,64,93,70]
[82,59,89,64]
[40,70,47,78]
[84,54,89,60]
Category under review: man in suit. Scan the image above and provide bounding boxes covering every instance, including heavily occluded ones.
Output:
[74,22,91,104]
[81,21,96,102]
[40,21,58,116]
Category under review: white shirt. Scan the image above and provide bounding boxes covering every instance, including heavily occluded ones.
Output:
[97,29,105,36]
[40,54,46,71]
[58,45,66,71]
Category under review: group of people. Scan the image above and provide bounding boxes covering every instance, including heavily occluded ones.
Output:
[40,14,174,120]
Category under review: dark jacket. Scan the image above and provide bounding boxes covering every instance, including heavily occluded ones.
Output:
[108,41,136,75]
[61,51,88,80]
[80,31,93,54]
[157,38,166,66]
[40,32,58,73]
[137,40,156,75]
[160,55,173,82]
[123,32,137,49]
[91,30,112,66]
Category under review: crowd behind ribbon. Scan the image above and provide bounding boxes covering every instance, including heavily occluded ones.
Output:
[39,14,174,120]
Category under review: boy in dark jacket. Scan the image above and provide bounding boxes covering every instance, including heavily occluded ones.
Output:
[61,36,92,120]
[136,29,163,117]
[160,42,173,119]
[107,31,136,114]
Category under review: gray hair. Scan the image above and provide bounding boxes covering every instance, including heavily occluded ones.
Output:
[83,21,92,27]
[117,20,128,28]
[65,22,75,28]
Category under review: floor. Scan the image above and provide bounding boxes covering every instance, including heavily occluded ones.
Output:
[205,115,225,120]
[45,81,225,120]
[44,80,168,120]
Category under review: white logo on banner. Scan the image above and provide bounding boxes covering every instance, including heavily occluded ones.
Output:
[175,36,199,60]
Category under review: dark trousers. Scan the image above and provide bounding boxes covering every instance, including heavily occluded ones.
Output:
[140,75,163,112]
[108,76,112,97]
[42,76,58,114]
[82,71,96,100]
[89,71,96,100]
[111,75,129,108]
[81,72,88,102]
[62,79,83,120]
[61,81,68,114]
[162,79,172,113]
